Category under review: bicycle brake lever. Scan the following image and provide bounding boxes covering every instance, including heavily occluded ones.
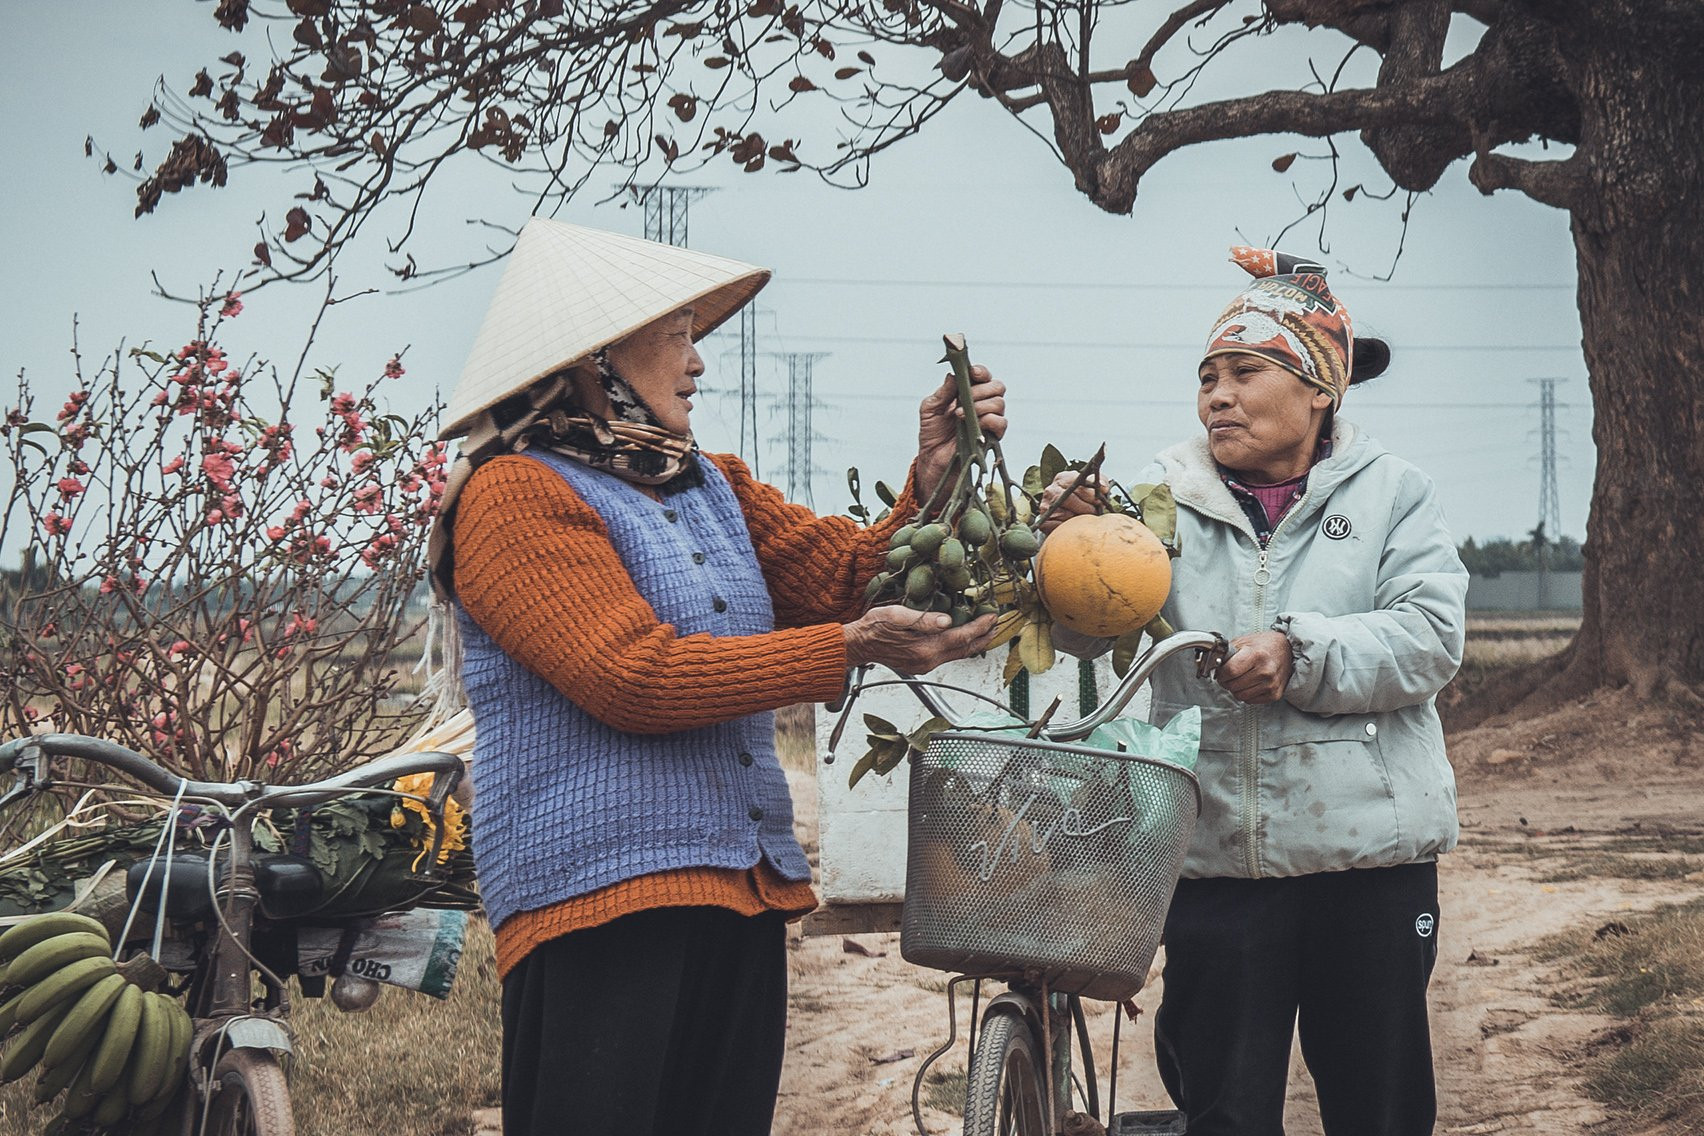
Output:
[0,743,49,813]
[1194,634,1236,680]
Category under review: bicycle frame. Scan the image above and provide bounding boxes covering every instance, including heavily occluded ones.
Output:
[896,630,1226,1136]
[0,733,465,1134]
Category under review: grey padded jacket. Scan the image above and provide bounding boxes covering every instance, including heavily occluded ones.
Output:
[1067,420,1469,879]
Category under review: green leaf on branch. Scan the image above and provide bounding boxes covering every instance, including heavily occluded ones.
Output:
[1139,483,1177,545]
[848,735,909,788]
[862,713,902,741]
[1040,444,1069,486]
[875,480,897,507]
[905,715,951,753]
[847,749,879,788]
[1021,464,1045,499]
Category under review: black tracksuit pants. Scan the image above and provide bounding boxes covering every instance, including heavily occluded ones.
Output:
[1154,863,1440,1136]
[500,906,789,1136]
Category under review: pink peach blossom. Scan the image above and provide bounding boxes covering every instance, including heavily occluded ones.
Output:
[202,453,236,491]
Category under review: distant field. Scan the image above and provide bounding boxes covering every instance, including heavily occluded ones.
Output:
[1464,612,1579,669]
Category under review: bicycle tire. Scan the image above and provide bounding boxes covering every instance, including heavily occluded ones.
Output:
[201,1048,294,1136]
[962,1009,1049,1136]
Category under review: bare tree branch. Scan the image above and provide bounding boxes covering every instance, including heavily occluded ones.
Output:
[1091,76,1464,212]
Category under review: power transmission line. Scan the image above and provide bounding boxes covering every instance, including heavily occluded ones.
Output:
[1531,377,1565,539]
[1528,377,1569,608]
[624,184,766,475]
[778,277,1576,293]
[739,306,759,477]
[628,185,715,247]
[769,334,1587,352]
[770,352,830,508]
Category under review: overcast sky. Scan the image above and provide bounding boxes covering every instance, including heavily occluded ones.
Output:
[1,3,1593,548]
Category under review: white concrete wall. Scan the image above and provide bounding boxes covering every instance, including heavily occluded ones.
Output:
[1465,570,1583,611]
[813,650,1142,904]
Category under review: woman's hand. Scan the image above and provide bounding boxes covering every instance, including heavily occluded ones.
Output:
[1037,470,1103,534]
[843,605,997,675]
[1216,630,1293,704]
[915,366,1006,503]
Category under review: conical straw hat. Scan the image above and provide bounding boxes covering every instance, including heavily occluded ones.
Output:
[440,219,770,438]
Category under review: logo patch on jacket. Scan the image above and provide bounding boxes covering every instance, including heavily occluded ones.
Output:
[1321,514,1352,540]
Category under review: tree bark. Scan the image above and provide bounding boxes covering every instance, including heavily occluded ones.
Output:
[1549,28,1704,700]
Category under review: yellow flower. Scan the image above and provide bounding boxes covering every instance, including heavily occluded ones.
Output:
[392,771,469,863]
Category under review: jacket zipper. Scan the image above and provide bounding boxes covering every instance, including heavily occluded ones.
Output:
[1241,489,1309,878]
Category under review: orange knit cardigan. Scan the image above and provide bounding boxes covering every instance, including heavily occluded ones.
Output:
[452,450,914,977]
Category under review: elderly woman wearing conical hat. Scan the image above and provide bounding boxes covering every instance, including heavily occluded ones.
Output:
[429,220,1001,1136]
[1042,248,1468,1136]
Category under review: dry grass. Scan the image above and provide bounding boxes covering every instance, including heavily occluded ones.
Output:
[1537,854,1701,883]
[0,1054,38,1133]
[1461,612,1579,670]
[1462,633,1576,669]
[290,913,502,1135]
[1466,613,1584,635]
[776,703,818,772]
[922,1065,967,1116]
[1444,613,1580,710]
[1538,898,1704,1128]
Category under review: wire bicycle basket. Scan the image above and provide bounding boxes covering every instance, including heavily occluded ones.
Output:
[900,728,1199,1002]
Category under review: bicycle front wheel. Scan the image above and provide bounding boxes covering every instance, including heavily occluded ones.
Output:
[962,1009,1049,1136]
[202,1048,294,1136]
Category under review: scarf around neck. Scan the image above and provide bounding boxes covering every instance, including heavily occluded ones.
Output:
[428,350,703,598]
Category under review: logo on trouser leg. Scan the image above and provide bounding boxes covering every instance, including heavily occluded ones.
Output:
[1415,913,1435,938]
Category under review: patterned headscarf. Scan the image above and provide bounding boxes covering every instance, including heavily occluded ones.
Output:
[1202,246,1354,406]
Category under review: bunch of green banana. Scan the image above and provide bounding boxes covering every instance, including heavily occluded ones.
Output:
[0,911,192,1132]
[860,333,1043,626]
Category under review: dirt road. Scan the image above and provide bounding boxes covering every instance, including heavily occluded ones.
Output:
[778,693,1704,1135]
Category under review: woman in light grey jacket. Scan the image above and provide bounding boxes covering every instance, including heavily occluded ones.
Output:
[1043,247,1468,1136]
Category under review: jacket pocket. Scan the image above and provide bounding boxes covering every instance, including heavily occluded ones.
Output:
[1261,715,1403,873]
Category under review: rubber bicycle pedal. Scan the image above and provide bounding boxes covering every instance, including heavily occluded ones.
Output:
[1111,1110,1187,1135]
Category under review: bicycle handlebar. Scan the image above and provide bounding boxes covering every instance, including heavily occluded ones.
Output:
[900,629,1233,744]
[0,733,464,814]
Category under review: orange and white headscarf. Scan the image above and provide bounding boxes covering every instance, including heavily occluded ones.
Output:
[1202,246,1354,406]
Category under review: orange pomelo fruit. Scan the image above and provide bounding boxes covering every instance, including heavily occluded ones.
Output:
[1034,513,1172,637]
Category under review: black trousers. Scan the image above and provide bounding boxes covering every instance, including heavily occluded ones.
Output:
[500,905,789,1136]
[1154,863,1440,1136]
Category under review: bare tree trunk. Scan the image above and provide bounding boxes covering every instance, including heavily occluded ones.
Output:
[1550,34,1704,701]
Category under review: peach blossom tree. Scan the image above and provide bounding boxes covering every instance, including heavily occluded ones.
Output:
[0,288,448,797]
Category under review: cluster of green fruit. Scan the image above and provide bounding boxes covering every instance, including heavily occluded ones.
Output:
[864,504,1040,625]
[0,912,190,1134]
[857,334,1041,626]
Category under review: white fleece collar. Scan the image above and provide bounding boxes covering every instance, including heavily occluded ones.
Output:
[1158,419,1374,537]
